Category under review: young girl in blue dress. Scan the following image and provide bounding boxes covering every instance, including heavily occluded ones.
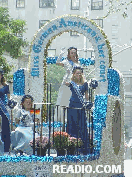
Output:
[0,69,11,155]
[65,67,90,155]
[11,95,35,155]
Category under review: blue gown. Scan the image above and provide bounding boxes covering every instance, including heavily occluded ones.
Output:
[0,85,10,153]
[67,82,89,155]
[11,109,39,155]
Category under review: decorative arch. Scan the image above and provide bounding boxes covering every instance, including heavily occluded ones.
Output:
[28,15,112,102]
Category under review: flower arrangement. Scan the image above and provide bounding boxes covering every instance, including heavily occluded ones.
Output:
[52,131,70,149]
[29,136,52,150]
[67,137,83,148]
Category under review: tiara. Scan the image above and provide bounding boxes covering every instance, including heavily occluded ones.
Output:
[68,47,77,51]
[72,66,83,73]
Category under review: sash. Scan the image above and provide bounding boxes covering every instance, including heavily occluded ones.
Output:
[70,81,85,107]
[0,98,10,121]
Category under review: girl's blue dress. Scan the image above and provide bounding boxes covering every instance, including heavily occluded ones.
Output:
[11,109,35,155]
[67,82,89,155]
[0,85,10,153]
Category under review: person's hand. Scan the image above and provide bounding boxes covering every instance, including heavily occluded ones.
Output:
[15,118,20,124]
[8,100,17,109]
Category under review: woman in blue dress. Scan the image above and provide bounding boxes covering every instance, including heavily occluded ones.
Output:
[0,69,11,155]
[55,47,82,121]
[65,67,91,155]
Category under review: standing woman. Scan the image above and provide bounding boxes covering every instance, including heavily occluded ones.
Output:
[55,47,81,121]
[0,69,11,154]
[65,67,92,155]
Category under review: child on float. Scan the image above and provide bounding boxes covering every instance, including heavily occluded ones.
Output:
[65,66,92,155]
[11,95,38,155]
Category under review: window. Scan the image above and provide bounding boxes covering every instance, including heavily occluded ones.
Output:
[48,49,56,56]
[0,0,8,7]
[16,0,25,8]
[70,31,79,36]
[39,20,49,28]
[71,0,79,10]
[91,0,103,10]
[39,0,55,8]
[92,19,103,28]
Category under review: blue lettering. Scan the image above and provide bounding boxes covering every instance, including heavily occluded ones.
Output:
[81,24,88,30]
[87,28,92,33]
[98,43,105,49]
[100,60,105,64]
[38,40,43,45]
[100,70,105,74]
[34,56,39,60]
[100,65,106,70]
[41,31,49,38]
[33,44,41,53]
[59,18,67,28]
[95,36,101,43]
[52,25,57,30]
[40,35,45,41]
[99,78,106,82]
[74,21,77,26]
[32,68,39,71]
[31,70,39,77]
[68,21,73,26]
[34,60,39,67]
[48,28,53,34]
[99,50,105,58]
[91,31,96,37]
[78,22,81,28]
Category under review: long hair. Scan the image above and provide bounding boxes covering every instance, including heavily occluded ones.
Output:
[0,72,6,86]
[71,68,85,85]
[67,47,78,62]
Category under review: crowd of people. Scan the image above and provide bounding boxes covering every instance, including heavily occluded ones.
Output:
[0,47,93,156]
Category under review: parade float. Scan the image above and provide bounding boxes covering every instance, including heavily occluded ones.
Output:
[0,15,124,177]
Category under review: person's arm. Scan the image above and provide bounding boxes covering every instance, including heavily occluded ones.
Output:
[7,93,10,100]
[85,90,89,101]
[85,82,89,101]
[56,62,64,67]
[56,48,65,66]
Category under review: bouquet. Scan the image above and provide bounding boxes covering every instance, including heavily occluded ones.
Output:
[52,131,70,149]
[29,136,52,149]
[67,137,83,148]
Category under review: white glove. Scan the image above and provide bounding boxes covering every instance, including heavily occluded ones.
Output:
[56,47,65,63]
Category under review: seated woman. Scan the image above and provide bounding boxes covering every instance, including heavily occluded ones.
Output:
[65,67,92,155]
[11,95,38,155]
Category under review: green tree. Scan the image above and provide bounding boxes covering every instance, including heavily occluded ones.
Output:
[47,64,66,104]
[0,7,27,77]
[100,0,132,19]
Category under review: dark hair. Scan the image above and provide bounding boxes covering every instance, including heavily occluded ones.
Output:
[72,66,83,73]
[21,95,34,109]
[0,69,6,86]
[67,47,78,61]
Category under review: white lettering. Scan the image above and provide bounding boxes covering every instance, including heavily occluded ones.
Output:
[53,165,60,173]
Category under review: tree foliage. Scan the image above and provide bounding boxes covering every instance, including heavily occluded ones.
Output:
[47,64,66,104]
[100,0,132,19]
[0,7,27,75]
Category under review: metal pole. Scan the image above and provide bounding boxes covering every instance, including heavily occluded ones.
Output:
[33,104,36,155]
[47,83,49,122]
